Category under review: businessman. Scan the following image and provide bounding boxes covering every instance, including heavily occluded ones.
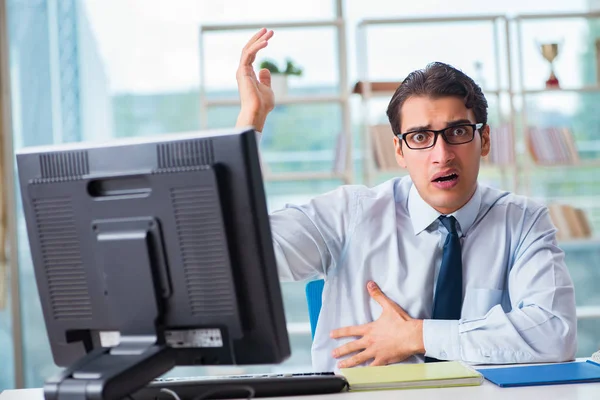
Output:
[235,28,577,371]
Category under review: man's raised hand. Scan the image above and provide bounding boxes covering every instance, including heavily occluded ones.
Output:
[235,28,275,132]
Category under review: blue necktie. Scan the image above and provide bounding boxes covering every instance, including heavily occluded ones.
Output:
[425,215,463,363]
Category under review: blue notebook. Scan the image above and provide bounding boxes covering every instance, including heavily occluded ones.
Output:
[479,360,600,387]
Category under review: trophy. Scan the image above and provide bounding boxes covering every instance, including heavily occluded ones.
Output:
[540,43,560,88]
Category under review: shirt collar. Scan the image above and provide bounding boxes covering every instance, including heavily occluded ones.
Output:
[407,182,482,237]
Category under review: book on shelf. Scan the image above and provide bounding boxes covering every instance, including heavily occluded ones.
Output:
[483,123,515,166]
[369,124,401,171]
[526,126,580,165]
[547,203,593,241]
[353,81,400,95]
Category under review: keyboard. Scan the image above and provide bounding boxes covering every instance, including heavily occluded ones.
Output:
[130,372,349,399]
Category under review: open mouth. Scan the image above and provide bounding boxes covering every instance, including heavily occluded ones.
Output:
[432,173,458,183]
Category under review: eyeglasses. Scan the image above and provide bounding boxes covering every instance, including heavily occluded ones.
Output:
[397,123,484,150]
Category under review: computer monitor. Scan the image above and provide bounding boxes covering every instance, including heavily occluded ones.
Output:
[16,128,290,400]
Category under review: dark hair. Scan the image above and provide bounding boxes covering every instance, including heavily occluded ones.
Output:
[386,62,488,137]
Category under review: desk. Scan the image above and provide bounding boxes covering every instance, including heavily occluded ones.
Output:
[2,380,600,400]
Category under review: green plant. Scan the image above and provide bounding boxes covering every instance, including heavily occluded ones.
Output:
[259,58,303,76]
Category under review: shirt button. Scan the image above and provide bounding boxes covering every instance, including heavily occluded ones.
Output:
[440,351,447,358]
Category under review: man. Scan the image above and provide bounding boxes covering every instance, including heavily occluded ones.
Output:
[235,28,577,372]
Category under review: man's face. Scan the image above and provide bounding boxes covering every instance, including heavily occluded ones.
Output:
[393,96,490,215]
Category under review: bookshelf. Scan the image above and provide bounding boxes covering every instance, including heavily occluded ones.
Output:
[523,85,600,94]
[204,94,345,107]
[510,12,600,324]
[197,0,353,184]
[513,11,600,196]
[354,14,518,189]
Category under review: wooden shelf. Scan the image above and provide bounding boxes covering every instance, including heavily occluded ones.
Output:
[200,18,342,32]
[529,160,600,168]
[480,163,518,170]
[353,81,401,95]
[523,86,600,95]
[205,94,344,107]
[559,238,600,251]
[576,306,600,319]
[286,322,312,335]
[358,14,505,26]
[514,11,600,21]
[263,171,345,182]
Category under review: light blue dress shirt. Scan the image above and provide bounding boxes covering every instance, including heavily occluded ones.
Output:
[269,176,577,372]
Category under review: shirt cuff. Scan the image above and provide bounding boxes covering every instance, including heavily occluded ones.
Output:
[423,319,460,360]
[255,130,262,142]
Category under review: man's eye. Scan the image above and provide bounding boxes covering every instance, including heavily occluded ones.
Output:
[412,133,428,142]
[451,127,468,136]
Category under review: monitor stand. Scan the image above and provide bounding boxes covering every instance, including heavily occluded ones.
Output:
[44,218,176,400]
[44,338,174,400]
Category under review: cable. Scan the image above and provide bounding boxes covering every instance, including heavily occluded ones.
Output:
[192,385,255,400]
[160,388,183,400]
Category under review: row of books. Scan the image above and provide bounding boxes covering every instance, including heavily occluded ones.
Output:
[370,124,401,171]
[473,124,581,166]
[482,124,515,166]
[547,203,593,241]
[526,126,580,165]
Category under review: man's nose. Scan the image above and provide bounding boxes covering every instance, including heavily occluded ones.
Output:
[431,133,455,164]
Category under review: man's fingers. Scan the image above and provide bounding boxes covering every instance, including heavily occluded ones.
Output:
[242,28,273,52]
[369,358,387,367]
[241,29,273,59]
[337,350,373,369]
[367,280,411,319]
[262,29,274,42]
[330,323,367,339]
[239,40,268,68]
[332,338,366,359]
[258,69,271,87]
[243,28,268,51]
[394,303,411,320]
[367,281,390,307]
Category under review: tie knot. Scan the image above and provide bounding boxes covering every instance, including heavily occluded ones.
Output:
[439,215,458,234]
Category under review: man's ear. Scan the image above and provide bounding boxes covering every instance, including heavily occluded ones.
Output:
[393,136,407,168]
[480,124,491,157]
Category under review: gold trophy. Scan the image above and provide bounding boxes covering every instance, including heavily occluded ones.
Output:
[540,43,560,88]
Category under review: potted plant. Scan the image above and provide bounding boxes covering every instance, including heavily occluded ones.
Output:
[259,58,303,99]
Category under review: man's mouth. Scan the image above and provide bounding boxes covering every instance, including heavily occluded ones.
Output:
[432,173,459,183]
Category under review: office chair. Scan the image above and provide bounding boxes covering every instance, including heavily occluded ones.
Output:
[305,279,325,340]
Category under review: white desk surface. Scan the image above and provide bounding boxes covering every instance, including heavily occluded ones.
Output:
[3,360,600,400]
[2,380,600,400]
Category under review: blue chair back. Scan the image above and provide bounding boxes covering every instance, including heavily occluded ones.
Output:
[305,279,325,340]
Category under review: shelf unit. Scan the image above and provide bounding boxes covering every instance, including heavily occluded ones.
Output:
[559,237,600,251]
[205,94,345,107]
[523,85,600,94]
[355,14,517,189]
[576,306,600,319]
[197,0,353,184]
[513,11,600,196]
[514,18,600,327]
